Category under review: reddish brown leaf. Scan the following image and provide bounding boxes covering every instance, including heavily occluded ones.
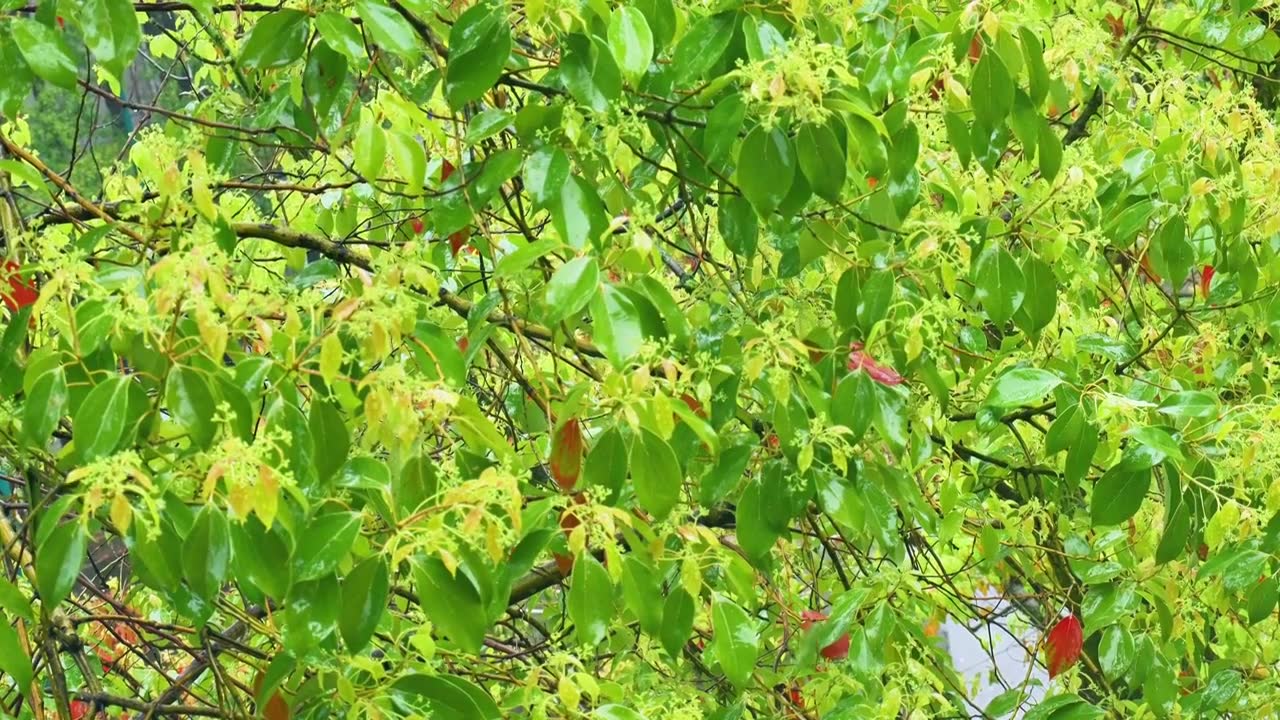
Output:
[680,393,706,418]
[1044,614,1083,678]
[441,159,456,182]
[1200,265,1215,298]
[1104,13,1125,40]
[409,217,424,235]
[847,342,905,386]
[550,419,584,491]
[967,33,983,63]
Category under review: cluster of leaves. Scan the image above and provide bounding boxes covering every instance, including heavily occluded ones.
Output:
[4,0,1280,718]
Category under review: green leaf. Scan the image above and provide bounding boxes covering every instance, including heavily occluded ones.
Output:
[560,34,621,112]
[1098,625,1135,680]
[620,557,663,636]
[283,575,340,651]
[389,131,427,194]
[316,11,366,63]
[545,257,600,325]
[1150,216,1193,292]
[736,126,795,218]
[22,360,66,447]
[35,521,86,609]
[182,507,230,599]
[735,478,780,566]
[0,619,33,692]
[464,109,514,145]
[630,429,682,519]
[73,374,133,462]
[552,176,608,249]
[699,442,754,506]
[1023,695,1090,720]
[568,553,613,645]
[1017,255,1057,332]
[985,689,1021,718]
[671,12,734,85]
[413,557,488,653]
[0,577,32,622]
[970,49,1014,127]
[986,367,1062,407]
[1201,670,1243,710]
[1248,576,1278,624]
[590,284,644,368]
[596,706,649,720]
[357,2,420,55]
[711,595,759,689]
[718,194,758,258]
[230,519,291,600]
[309,398,351,484]
[1091,466,1151,526]
[340,556,388,652]
[1159,390,1218,418]
[660,588,694,658]
[1038,119,1063,183]
[1020,27,1049,106]
[393,673,501,720]
[293,512,361,581]
[444,3,512,109]
[1082,583,1138,631]
[239,10,309,70]
[608,7,654,82]
[870,385,909,453]
[80,0,141,77]
[973,247,1026,325]
[796,122,846,202]
[584,426,628,503]
[166,366,218,450]
[13,19,80,90]
[354,112,387,181]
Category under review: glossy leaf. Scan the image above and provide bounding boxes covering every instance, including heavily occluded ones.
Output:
[545,257,600,325]
[630,429,682,519]
[293,512,361,581]
[736,126,795,217]
[608,7,654,82]
[568,553,613,645]
[340,556,388,652]
[1044,614,1083,678]
[711,596,759,689]
[35,521,86,609]
[444,4,512,109]
[13,19,79,89]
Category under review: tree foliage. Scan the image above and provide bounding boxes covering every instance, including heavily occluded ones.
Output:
[2,0,1280,718]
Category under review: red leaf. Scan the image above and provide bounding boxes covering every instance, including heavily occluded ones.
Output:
[847,342,904,386]
[2,261,38,312]
[410,217,424,235]
[1200,264,1215,298]
[1044,614,1083,678]
[70,701,89,720]
[441,159,456,182]
[799,610,850,660]
[549,419,584,491]
[449,228,470,256]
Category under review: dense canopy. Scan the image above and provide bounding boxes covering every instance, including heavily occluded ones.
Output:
[2,0,1280,718]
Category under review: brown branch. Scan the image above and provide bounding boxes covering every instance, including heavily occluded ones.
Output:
[76,692,226,718]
